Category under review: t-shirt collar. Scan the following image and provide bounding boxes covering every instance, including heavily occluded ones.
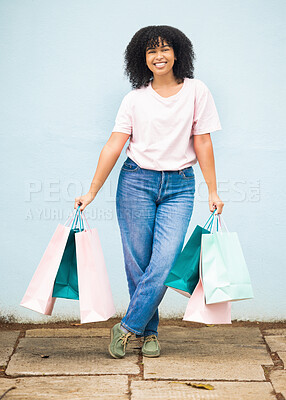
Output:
[148,78,187,100]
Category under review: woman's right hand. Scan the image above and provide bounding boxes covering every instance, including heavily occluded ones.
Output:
[74,191,95,211]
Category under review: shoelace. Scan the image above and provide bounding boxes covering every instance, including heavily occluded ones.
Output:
[144,334,158,343]
[118,332,132,349]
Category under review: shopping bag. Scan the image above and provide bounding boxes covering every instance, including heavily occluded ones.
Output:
[52,228,80,300]
[52,213,82,300]
[202,214,254,304]
[164,211,216,297]
[183,249,232,324]
[21,207,116,323]
[75,213,116,323]
[20,208,80,314]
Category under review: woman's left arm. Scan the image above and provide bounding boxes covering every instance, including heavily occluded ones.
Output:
[193,133,224,214]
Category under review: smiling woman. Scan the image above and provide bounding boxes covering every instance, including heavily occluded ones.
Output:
[74,24,224,360]
[145,38,182,94]
[123,25,195,88]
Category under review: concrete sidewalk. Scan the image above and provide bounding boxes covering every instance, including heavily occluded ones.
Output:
[0,322,285,399]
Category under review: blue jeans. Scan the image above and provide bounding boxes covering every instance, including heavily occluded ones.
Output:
[116,157,195,338]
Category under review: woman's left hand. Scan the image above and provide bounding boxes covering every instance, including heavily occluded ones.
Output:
[209,192,224,214]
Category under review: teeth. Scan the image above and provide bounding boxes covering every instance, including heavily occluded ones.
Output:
[155,62,166,66]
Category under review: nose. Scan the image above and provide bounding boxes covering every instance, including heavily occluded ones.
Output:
[155,51,164,61]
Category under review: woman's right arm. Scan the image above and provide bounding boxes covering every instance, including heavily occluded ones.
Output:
[74,132,130,211]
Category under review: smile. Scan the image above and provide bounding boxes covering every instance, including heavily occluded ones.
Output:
[154,62,167,68]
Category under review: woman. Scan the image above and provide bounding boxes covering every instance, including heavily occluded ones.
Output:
[74,25,224,359]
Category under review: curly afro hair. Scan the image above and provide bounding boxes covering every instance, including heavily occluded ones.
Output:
[123,25,196,89]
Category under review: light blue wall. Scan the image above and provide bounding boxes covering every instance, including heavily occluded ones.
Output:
[1,0,285,322]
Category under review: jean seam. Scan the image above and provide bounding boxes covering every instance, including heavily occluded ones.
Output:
[181,173,195,180]
[122,167,139,172]
[123,273,148,330]
[155,171,164,202]
[144,331,158,337]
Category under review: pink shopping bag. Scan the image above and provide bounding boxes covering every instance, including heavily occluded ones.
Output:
[183,249,232,324]
[20,221,72,315]
[75,214,116,323]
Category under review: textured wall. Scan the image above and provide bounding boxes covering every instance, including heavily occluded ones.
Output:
[0,0,285,322]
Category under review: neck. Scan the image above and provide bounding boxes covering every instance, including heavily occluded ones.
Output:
[151,71,180,88]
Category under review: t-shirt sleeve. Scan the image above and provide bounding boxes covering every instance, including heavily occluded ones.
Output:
[112,93,132,135]
[191,80,222,135]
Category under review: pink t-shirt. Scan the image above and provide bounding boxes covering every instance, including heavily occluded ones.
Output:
[112,77,222,171]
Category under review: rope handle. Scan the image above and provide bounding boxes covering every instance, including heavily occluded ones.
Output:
[81,210,91,231]
[71,206,84,230]
[218,214,229,232]
[63,206,83,231]
[203,209,217,231]
[211,213,229,234]
[64,206,91,231]
[210,213,220,234]
[64,208,78,227]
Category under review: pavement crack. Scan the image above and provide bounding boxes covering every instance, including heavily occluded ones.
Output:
[259,326,285,400]
[0,387,17,399]
[3,330,24,376]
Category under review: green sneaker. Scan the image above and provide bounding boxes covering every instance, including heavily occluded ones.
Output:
[108,323,133,359]
[142,334,161,357]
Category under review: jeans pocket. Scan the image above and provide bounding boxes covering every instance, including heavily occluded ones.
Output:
[122,158,140,172]
[179,166,195,180]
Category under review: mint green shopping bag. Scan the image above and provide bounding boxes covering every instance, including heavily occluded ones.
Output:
[52,207,84,300]
[164,211,216,297]
[202,214,254,304]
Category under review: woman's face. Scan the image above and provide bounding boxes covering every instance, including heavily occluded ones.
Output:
[145,37,176,78]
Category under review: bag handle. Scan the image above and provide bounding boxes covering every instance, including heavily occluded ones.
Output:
[210,213,229,234]
[210,213,220,234]
[75,208,91,231]
[64,208,78,227]
[68,206,84,231]
[78,210,85,231]
[64,206,92,232]
[203,209,217,231]
[218,214,229,232]
[81,210,91,231]
[71,206,80,230]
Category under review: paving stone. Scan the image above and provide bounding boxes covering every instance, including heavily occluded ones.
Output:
[0,375,129,399]
[0,332,20,367]
[264,329,286,336]
[144,327,272,380]
[276,351,286,366]
[264,335,286,365]
[26,328,111,338]
[269,369,286,399]
[143,358,267,381]
[157,326,265,344]
[131,381,276,400]
[6,337,140,376]
[264,336,286,352]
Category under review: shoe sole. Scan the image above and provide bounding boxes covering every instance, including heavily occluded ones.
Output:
[108,326,124,359]
[142,341,161,358]
[142,352,160,358]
